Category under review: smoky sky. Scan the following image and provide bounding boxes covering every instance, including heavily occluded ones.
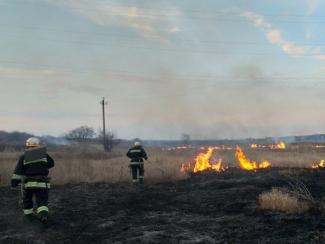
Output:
[0,0,325,139]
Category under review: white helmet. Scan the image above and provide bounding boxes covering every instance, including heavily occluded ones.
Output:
[26,137,40,147]
[134,141,141,146]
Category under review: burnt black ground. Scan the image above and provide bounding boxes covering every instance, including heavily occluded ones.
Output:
[0,168,324,244]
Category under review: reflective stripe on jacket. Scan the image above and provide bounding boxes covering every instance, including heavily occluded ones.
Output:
[24,181,50,189]
[129,161,144,165]
[12,174,24,180]
[126,146,148,162]
[23,157,48,165]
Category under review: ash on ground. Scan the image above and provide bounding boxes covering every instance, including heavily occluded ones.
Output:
[0,168,324,244]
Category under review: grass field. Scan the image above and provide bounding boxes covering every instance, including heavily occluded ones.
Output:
[1,167,324,243]
[1,144,325,186]
[1,144,325,243]
[0,145,195,186]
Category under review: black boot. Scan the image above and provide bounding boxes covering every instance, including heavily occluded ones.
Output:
[40,215,48,224]
[39,212,48,224]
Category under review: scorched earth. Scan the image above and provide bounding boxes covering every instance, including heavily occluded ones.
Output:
[0,168,324,243]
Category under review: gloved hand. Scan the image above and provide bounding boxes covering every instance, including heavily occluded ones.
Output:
[11,179,20,188]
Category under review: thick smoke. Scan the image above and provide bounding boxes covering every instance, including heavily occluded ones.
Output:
[117,63,325,140]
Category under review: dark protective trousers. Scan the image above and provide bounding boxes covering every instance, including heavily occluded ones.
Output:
[23,188,49,217]
[130,164,144,184]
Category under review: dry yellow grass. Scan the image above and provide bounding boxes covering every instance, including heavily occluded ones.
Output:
[1,145,324,186]
[259,188,310,214]
[0,150,21,185]
[0,146,193,186]
[249,149,325,168]
[225,147,325,168]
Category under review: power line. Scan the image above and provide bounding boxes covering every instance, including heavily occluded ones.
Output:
[0,60,321,79]
[2,25,325,47]
[0,2,325,24]
[3,1,325,20]
[0,60,324,83]
[2,34,325,58]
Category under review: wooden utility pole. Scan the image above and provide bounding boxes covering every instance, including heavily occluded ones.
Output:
[100,97,108,151]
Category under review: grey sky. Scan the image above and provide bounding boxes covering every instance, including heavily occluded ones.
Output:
[0,0,325,139]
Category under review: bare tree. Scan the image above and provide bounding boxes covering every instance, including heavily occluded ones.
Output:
[65,126,95,143]
[98,130,120,151]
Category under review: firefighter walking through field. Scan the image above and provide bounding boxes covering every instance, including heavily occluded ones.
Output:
[11,137,54,223]
[127,142,148,184]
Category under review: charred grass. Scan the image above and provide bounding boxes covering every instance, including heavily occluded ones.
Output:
[0,167,324,243]
[0,143,324,243]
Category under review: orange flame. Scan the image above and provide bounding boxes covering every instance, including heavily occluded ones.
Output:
[213,146,235,150]
[271,142,286,149]
[315,145,325,148]
[251,144,258,148]
[311,160,325,169]
[180,147,227,173]
[235,146,271,171]
[250,144,268,149]
[165,146,192,151]
[250,142,286,150]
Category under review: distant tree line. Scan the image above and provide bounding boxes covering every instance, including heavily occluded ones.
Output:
[0,130,34,145]
[65,126,95,142]
[0,130,34,151]
[0,126,120,152]
[64,125,120,151]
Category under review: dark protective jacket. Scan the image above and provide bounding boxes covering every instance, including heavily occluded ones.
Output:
[11,147,55,187]
[126,145,148,163]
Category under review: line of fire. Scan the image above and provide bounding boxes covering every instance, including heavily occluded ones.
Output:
[179,142,325,173]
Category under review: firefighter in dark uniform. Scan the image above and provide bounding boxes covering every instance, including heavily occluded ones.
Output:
[11,137,54,223]
[127,141,148,184]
